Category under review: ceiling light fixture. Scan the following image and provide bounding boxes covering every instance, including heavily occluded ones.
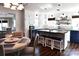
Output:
[12,3,19,6]
[4,3,24,10]
[10,5,17,10]
[4,3,11,8]
[17,4,24,10]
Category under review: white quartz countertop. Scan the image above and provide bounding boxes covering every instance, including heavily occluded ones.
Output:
[38,29,68,33]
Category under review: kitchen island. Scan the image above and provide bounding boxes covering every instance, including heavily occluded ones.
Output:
[38,29,70,49]
[31,29,70,51]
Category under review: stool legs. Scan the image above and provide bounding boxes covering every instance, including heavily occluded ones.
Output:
[51,40,54,50]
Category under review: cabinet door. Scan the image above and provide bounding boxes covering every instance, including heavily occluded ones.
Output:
[70,31,79,43]
[54,40,64,49]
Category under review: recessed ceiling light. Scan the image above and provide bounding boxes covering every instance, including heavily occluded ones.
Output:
[40,4,52,10]
[57,9,60,11]
[58,4,61,6]
[12,3,19,6]
[78,11,79,13]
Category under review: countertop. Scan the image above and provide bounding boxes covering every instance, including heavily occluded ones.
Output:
[39,30,67,33]
[37,29,68,34]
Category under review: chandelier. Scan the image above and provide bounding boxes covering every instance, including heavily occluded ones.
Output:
[4,3,24,10]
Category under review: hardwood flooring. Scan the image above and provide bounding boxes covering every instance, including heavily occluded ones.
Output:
[63,43,79,56]
[5,43,79,56]
[39,45,62,56]
[24,42,79,56]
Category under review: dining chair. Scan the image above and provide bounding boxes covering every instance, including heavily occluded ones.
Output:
[0,45,5,56]
[6,27,12,34]
[14,36,31,56]
[22,33,40,56]
[12,32,23,38]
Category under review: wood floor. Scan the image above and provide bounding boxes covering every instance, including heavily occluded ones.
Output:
[63,43,79,56]
[6,43,79,56]
[38,45,62,56]
[25,42,79,56]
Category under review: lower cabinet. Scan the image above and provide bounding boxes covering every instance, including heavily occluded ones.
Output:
[54,40,64,50]
[45,38,52,47]
[70,30,79,43]
[38,37,64,52]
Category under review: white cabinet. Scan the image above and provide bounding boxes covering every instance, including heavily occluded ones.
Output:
[54,39,64,51]
[64,31,70,49]
[37,31,70,52]
[45,38,53,47]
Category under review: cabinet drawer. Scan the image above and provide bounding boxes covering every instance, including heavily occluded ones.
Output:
[54,40,64,49]
[45,38,53,47]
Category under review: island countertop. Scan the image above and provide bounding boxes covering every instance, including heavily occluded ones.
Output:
[36,29,68,34]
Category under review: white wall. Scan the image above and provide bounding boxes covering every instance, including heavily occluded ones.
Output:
[71,18,79,30]
[24,3,79,36]
[24,10,37,36]
[16,10,25,32]
[0,6,15,14]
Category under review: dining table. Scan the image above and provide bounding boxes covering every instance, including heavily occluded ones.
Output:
[0,37,31,55]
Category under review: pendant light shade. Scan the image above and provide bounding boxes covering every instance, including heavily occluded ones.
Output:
[4,3,24,10]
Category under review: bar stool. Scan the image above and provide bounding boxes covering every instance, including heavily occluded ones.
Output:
[37,34,45,46]
[22,33,40,56]
[45,37,54,50]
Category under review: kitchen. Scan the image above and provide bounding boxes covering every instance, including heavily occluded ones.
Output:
[24,3,79,55]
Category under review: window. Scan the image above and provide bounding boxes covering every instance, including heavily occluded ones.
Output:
[0,19,8,31]
[72,15,79,30]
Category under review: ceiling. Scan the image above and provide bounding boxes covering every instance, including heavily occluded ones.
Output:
[0,3,79,13]
[24,3,79,12]
[0,3,79,11]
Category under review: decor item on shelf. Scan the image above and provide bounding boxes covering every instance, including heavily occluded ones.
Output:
[57,13,71,21]
[4,3,24,10]
[60,13,68,20]
[56,13,72,30]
